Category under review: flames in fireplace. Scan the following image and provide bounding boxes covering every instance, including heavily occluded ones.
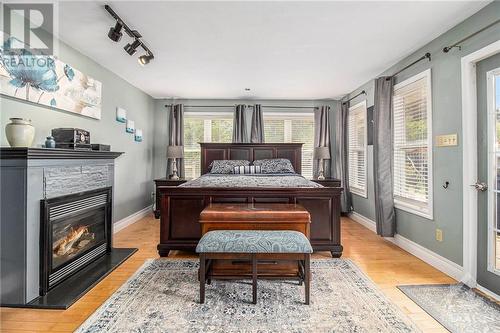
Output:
[53,225,96,259]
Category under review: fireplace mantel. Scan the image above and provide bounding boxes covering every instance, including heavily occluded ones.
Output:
[0,147,123,160]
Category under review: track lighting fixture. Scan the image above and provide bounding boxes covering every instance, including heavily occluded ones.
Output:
[138,52,154,66]
[105,5,155,65]
[124,39,141,56]
[108,21,123,42]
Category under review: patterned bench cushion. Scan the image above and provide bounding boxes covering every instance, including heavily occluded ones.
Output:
[196,230,313,254]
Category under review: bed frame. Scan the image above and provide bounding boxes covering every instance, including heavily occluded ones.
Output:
[156,143,343,257]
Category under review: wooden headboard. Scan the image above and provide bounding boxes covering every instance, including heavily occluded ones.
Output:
[200,143,303,175]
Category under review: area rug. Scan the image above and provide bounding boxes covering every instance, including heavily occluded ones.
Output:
[76,259,419,332]
[398,284,500,333]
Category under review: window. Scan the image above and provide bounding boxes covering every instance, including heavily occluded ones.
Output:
[347,101,367,197]
[263,112,314,178]
[393,69,433,219]
[486,67,500,274]
[184,112,233,178]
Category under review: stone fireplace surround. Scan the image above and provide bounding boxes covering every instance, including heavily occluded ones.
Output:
[0,148,137,309]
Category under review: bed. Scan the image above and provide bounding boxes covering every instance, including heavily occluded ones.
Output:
[180,173,323,188]
[156,143,343,257]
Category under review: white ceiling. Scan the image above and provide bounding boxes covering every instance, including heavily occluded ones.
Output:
[58,1,489,100]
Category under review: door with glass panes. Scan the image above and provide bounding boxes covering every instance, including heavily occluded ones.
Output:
[476,53,500,295]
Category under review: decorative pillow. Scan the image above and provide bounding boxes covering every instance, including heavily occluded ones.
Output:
[252,158,295,174]
[233,165,262,174]
[209,160,250,174]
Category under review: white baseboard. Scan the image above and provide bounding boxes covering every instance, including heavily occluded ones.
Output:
[476,284,500,302]
[387,234,464,282]
[349,212,376,233]
[349,212,464,282]
[113,205,152,234]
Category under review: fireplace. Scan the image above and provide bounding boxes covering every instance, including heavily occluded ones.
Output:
[1,148,136,308]
[40,187,112,295]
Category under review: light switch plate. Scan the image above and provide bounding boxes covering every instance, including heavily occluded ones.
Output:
[436,134,458,147]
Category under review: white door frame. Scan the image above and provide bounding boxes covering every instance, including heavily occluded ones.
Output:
[461,40,500,287]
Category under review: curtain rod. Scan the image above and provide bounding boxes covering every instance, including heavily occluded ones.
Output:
[164,104,319,109]
[260,105,319,109]
[342,90,366,105]
[443,19,500,53]
[387,52,431,80]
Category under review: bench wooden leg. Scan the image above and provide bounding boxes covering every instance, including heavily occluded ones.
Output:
[298,260,305,286]
[304,254,310,305]
[200,254,206,304]
[206,259,212,285]
[252,254,257,304]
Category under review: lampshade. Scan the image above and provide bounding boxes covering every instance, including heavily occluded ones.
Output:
[313,146,330,160]
[166,145,184,158]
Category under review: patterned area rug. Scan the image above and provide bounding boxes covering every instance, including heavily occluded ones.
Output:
[398,284,500,333]
[76,259,419,332]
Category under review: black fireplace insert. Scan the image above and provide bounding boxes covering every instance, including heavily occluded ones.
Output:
[40,187,112,295]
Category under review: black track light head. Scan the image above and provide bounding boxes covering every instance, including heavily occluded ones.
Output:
[105,5,155,66]
[138,52,154,66]
[124,39,141,56]
[131,30,142,39]
[108,21,123,42]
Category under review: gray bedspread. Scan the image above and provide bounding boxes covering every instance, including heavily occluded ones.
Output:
[180,173,322,188]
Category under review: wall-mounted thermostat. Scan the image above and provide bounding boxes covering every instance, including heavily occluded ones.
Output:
[436,134,458,147]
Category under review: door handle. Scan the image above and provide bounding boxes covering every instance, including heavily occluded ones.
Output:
[470,182,488,192]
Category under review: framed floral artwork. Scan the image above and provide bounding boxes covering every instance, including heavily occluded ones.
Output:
[0,37,102,119]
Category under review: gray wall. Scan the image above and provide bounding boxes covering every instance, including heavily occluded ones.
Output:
[153,98,339,180]
[343,1,500,265]
[0,40,155,222]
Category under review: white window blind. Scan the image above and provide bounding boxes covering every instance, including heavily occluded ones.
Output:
[393,69,433,219]
[263,112,314,179]
[347,101,367,197]
[184,112,233,179]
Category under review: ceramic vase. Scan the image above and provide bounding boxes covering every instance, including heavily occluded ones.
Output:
[45,136,56,148]
[5,118,35,147]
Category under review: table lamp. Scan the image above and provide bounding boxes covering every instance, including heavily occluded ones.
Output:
[314,146,330,180]
[166,145,184,180]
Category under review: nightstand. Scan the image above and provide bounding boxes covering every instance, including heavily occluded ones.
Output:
[310,178,341,188]
[153,178,188,218]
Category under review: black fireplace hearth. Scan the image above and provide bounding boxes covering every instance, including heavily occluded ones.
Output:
[28,248,136,309]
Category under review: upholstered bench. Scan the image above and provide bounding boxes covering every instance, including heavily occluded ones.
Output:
[196,230,313,305]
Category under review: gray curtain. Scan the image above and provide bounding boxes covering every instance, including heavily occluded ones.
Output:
[373,77,396,237]
[232,104,248,143]
[314,105,331,178]
[166,104,184,178]
[334,102,353,213]
[251,104,265,143]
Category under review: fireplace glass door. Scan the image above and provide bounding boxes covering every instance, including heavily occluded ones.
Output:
[41,188,112,294]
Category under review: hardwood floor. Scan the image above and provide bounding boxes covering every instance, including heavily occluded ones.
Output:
[0,215,456,333]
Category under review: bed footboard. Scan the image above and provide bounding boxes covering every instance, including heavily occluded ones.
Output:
[156,187,343,257]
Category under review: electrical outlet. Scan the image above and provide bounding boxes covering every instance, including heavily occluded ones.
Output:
[436,229,443,242]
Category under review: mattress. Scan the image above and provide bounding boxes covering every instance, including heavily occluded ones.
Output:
[179,173,322,188]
